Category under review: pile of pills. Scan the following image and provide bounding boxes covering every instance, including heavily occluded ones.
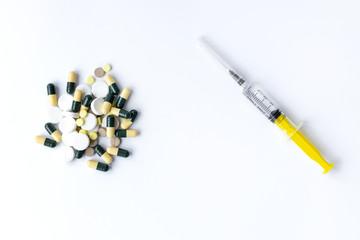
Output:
[35,64,138,172]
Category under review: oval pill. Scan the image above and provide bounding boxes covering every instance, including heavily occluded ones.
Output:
[121,109,138,129]
[110,137,121,147]
[45,122,62,142]
[71,89,82,112]
[106,115,115,138]
[115,129,138,138]
[104,74,120,95]
[107,146,129,158]
[35,136,57,148]
[80,95,93,111]
[101,93,114,114]
[76,118,85,126]
[94,145,112,164]
[115,88,130,109]
[87,160,109,172]
[67,71,76,94]
[110,107,131,119]
[47,83,57,106]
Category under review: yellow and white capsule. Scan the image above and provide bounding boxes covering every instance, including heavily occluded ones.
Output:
[115,88,131,109]
[67,71,76,94]
[121,109,138,129]
[87,160,109,172]
[45,122,62,142]
[110,107,131,119]
[104,74,120,95]
[106,115,115,138]
[35,136,57,148]
[94,145,112,164]
[71,89,82,112]
[115,129,138,138]
[101,93,114,114]
[47,83,57,106]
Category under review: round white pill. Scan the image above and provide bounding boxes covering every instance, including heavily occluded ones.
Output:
[58,94,73,111]
[101,115,120,129]
[90,98,104,115]
[62,131,78,146]
[65,146,75,162]
[88,124,99,133]
[59,116,76,133]
[47,106,62,124]
[82,113,97,130]
[62,111,79,118]
[92,80,109,98]
[76,84,92,100]
[73,133,90,150]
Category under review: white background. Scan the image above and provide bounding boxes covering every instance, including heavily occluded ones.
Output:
[1,0,360,239]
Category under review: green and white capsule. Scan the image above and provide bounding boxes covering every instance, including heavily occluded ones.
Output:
[106,115,115,138]
[47,83,57,106]
[67,71,76,94]
[110,107,131,119]
[115,88,131,109]
[107,146,130,158]
[45,122,62,142]
[94,145,112,164]
[101,93,114,114]
[87,160,109,172]
[104,74,120,95]
[80,95,93,111]
[35,136,57,148]
[121,109,138,129]
[71,89,82,112]
[74,149,84,159]
[115,129,138,138]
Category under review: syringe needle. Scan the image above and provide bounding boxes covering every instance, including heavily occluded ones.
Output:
[198,38,245,86]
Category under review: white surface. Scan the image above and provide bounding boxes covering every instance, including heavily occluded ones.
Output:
[1,1,360,240]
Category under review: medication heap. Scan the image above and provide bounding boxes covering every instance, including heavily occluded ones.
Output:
[35,64,138,172]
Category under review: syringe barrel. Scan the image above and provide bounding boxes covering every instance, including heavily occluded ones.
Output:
[242,82,302,139]
[242,82,282,122]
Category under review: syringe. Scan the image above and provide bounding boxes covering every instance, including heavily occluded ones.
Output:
[198,38,334,174]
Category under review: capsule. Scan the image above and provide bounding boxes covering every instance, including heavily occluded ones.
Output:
[110,107,131,119]
[106,115,115,138]
[74,149,84,159]
[101,93,114,114]
[115,129,138,138]
[45,122,62,142]
[67,71,76,94]
[121,109,138,129]
[71,89,82,112]
[35,136,57,148]
[80,95,93,111]
[115,88,131,109]
[47,83,57,106]
[94,145,112,164]
[104,74,120,95]
[87,160,109,172]
[107,146,129,158]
